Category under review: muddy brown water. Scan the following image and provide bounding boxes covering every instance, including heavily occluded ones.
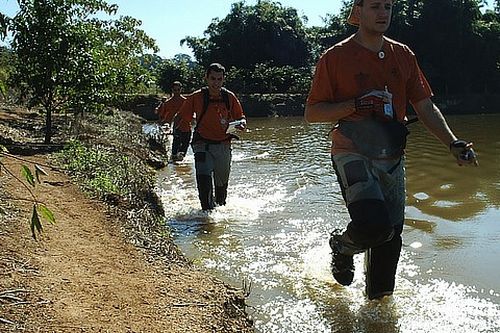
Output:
[156,114,500,333]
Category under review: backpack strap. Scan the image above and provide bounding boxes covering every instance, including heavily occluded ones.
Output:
[221,88,231,111]
[194,87,210,133]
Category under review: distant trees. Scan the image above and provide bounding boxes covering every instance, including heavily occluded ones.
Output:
[155,54,204,94]
[390,0,500,95]
[0,47,15,99]
[161,0,497,97]
[0,12,8,38]
[176,0,312,94]
[181,1,311,69]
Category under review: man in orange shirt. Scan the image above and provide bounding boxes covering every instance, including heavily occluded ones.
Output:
[178,63,246,211]
[155,81,190,161]
[306,0,478,299]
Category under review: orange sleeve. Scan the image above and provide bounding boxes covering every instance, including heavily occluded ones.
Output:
[406,52,433,105]
[177,93,197,132]
[307,51,337,106]
[155,103,166,122]
[229,93,245,120]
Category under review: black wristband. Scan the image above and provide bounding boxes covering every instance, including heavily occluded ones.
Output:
[450,139,467,151]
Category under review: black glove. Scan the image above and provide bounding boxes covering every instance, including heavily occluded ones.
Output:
[450,139,478,166]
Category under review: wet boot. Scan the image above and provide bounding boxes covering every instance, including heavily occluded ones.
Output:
[215,184,228,206]
[329,229,355,286]
[196,174,214,211]
[365,232,402,300]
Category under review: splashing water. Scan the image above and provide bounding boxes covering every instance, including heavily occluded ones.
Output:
[157,116,500,333]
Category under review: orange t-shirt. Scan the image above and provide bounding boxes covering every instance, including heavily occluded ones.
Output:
[178,88,245,142]
[307,35,433,154]
[156,95,186,125]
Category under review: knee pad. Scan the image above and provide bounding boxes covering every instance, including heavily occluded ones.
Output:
[346,199,394,249]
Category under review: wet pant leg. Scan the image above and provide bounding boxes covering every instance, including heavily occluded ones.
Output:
[178,130,192,155]
[193,143,215,210]
[171,129,182,156]
[365,224,403,299]
[332,153,406,297]
[365,158,405,299]
[212,144,232,206]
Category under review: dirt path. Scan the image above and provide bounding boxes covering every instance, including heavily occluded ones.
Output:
[0,155,252,332]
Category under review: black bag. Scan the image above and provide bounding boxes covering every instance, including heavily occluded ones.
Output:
[338,119,409,158]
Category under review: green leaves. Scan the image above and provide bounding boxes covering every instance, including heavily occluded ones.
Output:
[21,165,35,187]
[20,164,48,187]
[0,160,57,239]
[38,204,56,225]
[30,204,56,240]
[182,1,311,69]
[30,204,42,239]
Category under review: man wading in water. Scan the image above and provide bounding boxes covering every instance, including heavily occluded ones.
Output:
[155,81,190,162]
[305,0,478,300]
[177,63,246,211]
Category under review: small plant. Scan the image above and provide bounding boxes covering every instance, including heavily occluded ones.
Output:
[0,145,56,239]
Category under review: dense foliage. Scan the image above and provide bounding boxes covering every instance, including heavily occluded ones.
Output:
[160,0,500,96]
[0,0,499,108]
[181,1,311,69]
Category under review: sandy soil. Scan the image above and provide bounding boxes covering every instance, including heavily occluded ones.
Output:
[0,107,253,332]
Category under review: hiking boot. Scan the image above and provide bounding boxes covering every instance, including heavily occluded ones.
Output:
[329,229,355,286]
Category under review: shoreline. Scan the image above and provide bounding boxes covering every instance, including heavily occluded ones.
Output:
[0,104,253,332]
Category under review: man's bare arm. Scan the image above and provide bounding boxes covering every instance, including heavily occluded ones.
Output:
[304,100,356,123]
[412,98,457,147]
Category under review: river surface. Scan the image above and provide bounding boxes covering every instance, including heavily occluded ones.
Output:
[155,114,500,333]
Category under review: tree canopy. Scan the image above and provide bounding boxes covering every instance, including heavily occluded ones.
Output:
[8,0,158,143]
[181,0,311,69]
[171,0,499,96]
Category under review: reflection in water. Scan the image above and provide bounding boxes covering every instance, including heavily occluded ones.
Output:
[157,115,500,333]
[405,114,500,220]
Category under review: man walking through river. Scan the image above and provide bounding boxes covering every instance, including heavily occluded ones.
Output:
[177,63,246,211]
[155,81,190,162]
[305,0,478,300]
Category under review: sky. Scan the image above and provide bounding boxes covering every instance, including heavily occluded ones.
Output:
[1,0,343,59]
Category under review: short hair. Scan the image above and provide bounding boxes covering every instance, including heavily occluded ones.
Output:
[172,81,182,88]
[206,63,225,77]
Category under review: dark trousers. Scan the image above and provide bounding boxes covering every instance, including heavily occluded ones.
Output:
[192,142,231,210]
[331,153,405,298]
[172,129,191,156]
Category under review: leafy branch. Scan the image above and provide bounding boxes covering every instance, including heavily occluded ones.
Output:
[0,147,56,239]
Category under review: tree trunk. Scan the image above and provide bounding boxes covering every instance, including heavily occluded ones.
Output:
[44,107,52,144]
